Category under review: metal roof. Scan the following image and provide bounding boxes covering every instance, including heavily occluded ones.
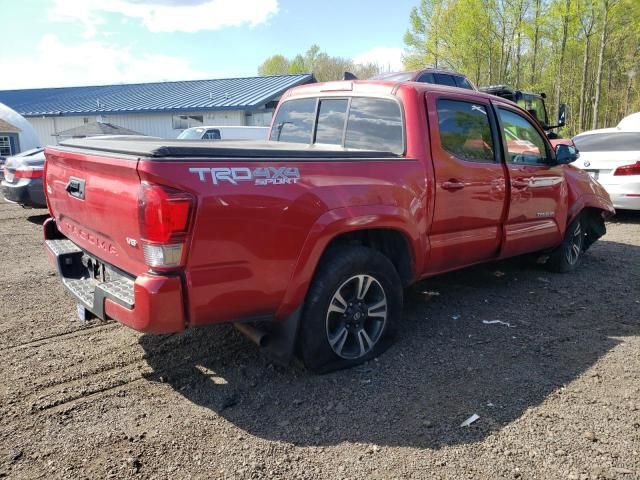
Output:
[54,121,143,137]
[0,74,314,117]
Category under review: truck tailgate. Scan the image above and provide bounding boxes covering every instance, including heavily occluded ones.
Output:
[45,147,147,277]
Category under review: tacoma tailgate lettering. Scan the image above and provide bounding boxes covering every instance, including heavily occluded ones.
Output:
[189,166,300,186]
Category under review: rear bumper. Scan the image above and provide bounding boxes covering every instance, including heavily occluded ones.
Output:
[44,222,186,333]
[608,192,640,211]
[1,178,47,208]
[598,180,640,211]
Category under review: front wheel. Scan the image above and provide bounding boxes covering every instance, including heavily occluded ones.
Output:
[298,246,403,373]
[546,216,585,273]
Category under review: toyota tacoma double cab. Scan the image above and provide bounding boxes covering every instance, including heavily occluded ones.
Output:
[43,80,614,372]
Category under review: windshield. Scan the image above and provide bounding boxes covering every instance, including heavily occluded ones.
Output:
[516,96,548,127]
[177,128,205,140]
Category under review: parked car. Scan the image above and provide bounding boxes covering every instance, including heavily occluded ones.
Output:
[1,148,46,208]
[573,129,640,210]
[616,112,640,131]
[372,67,476,90]
[42,80,613,372]
[371,70,564,139]
[177,126,269,141]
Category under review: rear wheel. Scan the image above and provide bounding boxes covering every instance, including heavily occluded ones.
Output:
[546,216,585,273]
[299,246,402,373]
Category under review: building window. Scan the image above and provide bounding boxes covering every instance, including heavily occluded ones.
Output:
[172,115,204,130]
[0,136,13,157]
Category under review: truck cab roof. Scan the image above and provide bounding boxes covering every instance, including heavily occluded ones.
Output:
[284,79,510,105]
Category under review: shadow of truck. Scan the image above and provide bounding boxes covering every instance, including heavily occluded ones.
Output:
[139,237,640,449]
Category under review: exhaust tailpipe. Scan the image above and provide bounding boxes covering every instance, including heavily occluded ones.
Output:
[234,323,269,348]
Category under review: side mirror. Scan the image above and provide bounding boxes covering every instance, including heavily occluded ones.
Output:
[555,143,578,164]
[557,103,566,128]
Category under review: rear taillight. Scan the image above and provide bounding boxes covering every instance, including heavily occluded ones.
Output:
[138,183,194,269]
[14,167,44,179]
[613,161,640,176]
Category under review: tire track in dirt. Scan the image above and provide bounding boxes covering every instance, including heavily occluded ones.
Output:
[0,322,120,353]
[27,363,149,413]
[1,326,221,415]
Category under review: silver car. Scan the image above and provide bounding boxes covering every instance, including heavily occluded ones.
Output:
[1,148,47,208]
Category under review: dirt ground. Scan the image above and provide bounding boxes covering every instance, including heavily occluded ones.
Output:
[0,201,638,480]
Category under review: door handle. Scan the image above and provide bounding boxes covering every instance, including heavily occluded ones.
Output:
[511,178,531,189]
[442,180,465,191]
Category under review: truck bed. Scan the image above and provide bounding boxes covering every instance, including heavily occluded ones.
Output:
[58,137,402,159]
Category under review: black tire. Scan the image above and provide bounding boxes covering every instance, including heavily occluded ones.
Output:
[298,246,403,373]
[546,215,585,273]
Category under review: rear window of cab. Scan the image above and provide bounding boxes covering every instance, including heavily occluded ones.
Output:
[270,97,404,154]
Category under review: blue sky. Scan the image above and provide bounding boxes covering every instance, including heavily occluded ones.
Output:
[1,0,417,90]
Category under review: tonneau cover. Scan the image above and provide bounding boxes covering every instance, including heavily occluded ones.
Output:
[57,137,401,159]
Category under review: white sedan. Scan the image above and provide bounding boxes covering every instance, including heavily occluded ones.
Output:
[573,128,640,211]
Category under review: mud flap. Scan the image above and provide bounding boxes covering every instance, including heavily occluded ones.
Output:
[583,212,607,251]
[261,307,302,367]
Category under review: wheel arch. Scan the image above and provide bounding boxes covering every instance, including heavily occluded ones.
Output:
[567,193,615,226]
[274,205,422,320]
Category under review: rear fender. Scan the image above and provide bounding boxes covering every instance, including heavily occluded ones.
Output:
[274,205,423,320]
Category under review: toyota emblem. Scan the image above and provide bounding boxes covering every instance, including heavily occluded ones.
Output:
[584,160,591,167]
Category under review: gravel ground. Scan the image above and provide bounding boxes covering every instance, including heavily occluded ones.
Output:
[0,201,639,480]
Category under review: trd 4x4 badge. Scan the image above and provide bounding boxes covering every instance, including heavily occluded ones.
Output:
[189,166,301,186]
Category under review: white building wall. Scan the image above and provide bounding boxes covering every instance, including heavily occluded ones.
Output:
[30,116,90,146]
[27,110,248,146]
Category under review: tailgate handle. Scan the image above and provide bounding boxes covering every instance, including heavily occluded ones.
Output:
[65,177,85,200]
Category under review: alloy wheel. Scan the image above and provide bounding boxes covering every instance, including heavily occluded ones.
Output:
[565,222,583,265]
[325,274,387,360]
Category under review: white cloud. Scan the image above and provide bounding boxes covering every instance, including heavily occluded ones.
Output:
[353,47,404,72]
[0,34,222,90]
[49,0,279,37]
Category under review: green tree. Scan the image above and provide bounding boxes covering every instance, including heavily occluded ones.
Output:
[257,45,384,82]
[257,55,290,76]
[402,0,640,135]
[288,54,306,74]
[403,0,447,69]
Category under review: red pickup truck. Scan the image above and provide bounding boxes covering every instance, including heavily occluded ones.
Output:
[43,80,614,372]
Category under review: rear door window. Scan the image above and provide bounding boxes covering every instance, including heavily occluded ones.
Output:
[417,72,435,84]
[434,73,457,87]
[436,99,495,163]
[573,132,640,152]
[203,129,221,140]
[454,76,474,90]
[345,98,403,154]
[270,98,316,143]
[315,99,348,145]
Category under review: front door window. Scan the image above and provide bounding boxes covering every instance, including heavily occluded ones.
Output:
[497,108,549,165]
